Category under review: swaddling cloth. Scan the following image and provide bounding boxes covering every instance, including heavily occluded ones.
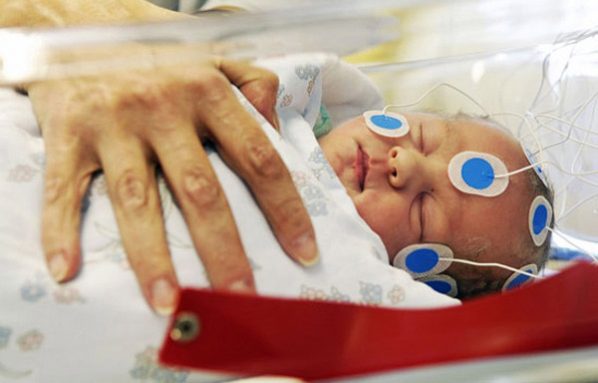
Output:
[0,53,457,382]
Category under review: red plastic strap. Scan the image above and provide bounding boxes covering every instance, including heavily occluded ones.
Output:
[159,263,598,380]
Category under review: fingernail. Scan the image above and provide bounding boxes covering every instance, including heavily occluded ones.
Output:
[48,253,68,281]
[151,278,178,316]
[228,278,255,294]
[292,232,319,267]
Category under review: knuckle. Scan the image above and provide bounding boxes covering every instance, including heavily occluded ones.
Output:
[190,72,230,103]
[181,167,222,209]
[114,170,149,210]
[117,82,163,111]
[63,84,112,127]
[82,84,112,112]
[44,175,67,204]
[43,167,92,207]
[245,138,284,178]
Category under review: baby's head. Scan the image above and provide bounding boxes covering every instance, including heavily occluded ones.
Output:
[318,111,553,299]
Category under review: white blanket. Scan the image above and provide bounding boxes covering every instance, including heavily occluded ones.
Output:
[0,54,457,382]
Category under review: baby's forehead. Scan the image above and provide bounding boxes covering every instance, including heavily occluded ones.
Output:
[411,111,507,129]
[439,114,533,237]
[450,116,525,159]
[452,114,514,135]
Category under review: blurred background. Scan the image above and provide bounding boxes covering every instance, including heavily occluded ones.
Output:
[148,0,598,62]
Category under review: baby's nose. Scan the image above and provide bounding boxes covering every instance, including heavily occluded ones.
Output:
[387,146,417,189]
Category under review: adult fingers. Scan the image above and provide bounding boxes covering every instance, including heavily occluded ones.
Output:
[150,124,256,293]
[191,71,319,267]
[219,59,281,130]
[98,134,178,315]
[41,141,92,283]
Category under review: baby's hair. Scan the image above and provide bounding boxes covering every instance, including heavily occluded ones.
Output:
[446,112,555,299]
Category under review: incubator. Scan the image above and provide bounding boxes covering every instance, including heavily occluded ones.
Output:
[1,0,597,382]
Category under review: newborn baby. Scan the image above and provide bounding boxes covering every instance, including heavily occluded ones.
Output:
[320,110,552,298]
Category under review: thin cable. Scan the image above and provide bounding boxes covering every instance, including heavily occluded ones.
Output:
[535,112,598,138]
[491,111,549,180]
[555,193,598,222]
[528,93,598,154]
[548,228,598,263]
[382,83,491,117]
[571,94,598,174]
[495,162,540,178]
[497,160,598,179]
[437,258,540,279]
[532,115,598,150]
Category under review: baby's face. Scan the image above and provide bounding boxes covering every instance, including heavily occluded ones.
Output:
[318,112,532,275]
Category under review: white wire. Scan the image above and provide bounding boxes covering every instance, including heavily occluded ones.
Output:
[491,112,598,184]
[534,112,598,138]
[497,160,598,179]
[531,117,598,150]
[382,83,491,116]
[548,227,598,263]
[571,94,598,174]
[488,111,550,181]
[494,162,538,178]
[437,257,540,279]
[527,93,598,155]
[555,193,598,222]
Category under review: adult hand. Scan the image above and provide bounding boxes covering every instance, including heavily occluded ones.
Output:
[28,57,318,315]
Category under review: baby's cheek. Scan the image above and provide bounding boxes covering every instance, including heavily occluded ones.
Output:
[356,198,414,259]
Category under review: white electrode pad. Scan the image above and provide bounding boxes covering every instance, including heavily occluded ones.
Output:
[419,274,458,297]
[528,195,553,246]
[393,243,453,278]
[522,146,549,188]
[363,110,410,138]
[448,151,509,197]
[502,264,538,291]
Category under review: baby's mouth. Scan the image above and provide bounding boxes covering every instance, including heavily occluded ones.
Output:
[355,145,369,191]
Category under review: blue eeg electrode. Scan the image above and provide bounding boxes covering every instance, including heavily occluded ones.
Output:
[528,195,553,246]
[393,244,453,278]
[419,274,458,297]
[461,157,495,190]
[502,264,538,291]
[522,147,549,187]
[363,111,410,138]
[448,151,509,197]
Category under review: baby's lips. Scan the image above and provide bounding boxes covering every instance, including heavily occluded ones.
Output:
[355,145,365,190]
[362,148,370,188]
